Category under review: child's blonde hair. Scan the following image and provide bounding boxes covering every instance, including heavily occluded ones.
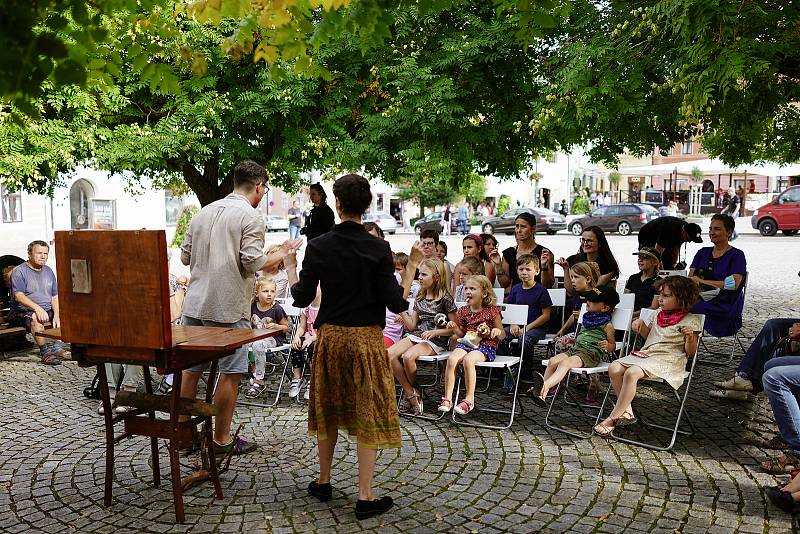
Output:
[253,277,277,302]
[465,274,496,308]
[458,256,484,276]
[265,244,285,270]
[570,261,600,288]
[419,258,448,301]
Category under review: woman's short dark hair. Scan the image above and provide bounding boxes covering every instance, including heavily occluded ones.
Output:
[309,183,328,202]
[420,228,440,243]
[480,233,498,248]
[363,221,384,239]
[332,174,371,216]
[437,241,447,254]
[514,212,538,230]
[655,276,700,310]
[711,213,736,233]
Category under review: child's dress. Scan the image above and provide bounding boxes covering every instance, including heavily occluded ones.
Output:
[454,305,502,361]
[405,294,457,354]
[614,308,702,389]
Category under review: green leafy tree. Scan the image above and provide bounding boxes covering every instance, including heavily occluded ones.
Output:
[464,173,488,206]
[170,205,199,248]
[497,194,511,214]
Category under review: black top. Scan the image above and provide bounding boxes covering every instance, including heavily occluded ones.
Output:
[624,272,661,311]
[503,244,546,286]
[291,221,408,329]
[304,203,335,240]
[566,252,619,280]
[638,216,686,249]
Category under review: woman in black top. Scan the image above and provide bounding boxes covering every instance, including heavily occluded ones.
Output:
[302,183,335,240]
[288,174,419,520]
[489,212,555,292]
[557,225,619,296]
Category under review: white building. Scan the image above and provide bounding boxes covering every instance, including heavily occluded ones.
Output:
[0,168,197,259]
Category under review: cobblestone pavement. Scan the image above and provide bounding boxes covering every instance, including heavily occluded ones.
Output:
[2,234,799,533]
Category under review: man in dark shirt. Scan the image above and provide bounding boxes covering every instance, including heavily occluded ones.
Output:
[637,216,702,270]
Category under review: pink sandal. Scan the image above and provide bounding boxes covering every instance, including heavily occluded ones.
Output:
[454,399,474,415]
[437,398,453,413]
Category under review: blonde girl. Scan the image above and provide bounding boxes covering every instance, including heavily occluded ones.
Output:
[262,244,289,298]
[246,277,290,398]
[439,275,505,415]
[594,277,701,436]
[388,258,457,415]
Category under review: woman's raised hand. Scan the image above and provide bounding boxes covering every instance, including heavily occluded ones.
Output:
[488,249,502,266]
[409,241,425,265]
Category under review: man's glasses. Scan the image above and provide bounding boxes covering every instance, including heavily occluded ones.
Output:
[421,241,436,247]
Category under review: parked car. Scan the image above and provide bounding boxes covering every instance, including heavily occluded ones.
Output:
[264,214,289,232]
[481,207,567,235]
[751,185,800,236]
[414,211,457,234]
[362,212,398,234]
[568,203,660,236]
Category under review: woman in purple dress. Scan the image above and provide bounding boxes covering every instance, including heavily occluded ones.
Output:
[688,214,747,337]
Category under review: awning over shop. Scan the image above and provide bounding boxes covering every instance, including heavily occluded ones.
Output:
[619,158,800,177]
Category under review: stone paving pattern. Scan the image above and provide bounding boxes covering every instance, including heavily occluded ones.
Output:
[1,234,799,533]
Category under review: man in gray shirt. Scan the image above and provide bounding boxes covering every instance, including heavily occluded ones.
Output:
[179,160,302,457]
[9,240,70,365]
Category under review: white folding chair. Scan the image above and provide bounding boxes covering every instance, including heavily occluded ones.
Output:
[493,287,505,303]
[451,303,529,430]
[237,299,303,408]
[597,309,706,451]
[535,289,567,352]
[617,292,635,310]
[543,306,634,439]
[698,271,748,365]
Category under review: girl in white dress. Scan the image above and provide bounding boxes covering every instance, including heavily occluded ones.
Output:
[594,276,702,436]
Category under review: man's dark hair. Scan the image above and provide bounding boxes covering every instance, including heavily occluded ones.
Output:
[332,174,371,216]
[232,160,268,191]
[27,240,49,256]
[420,228,440,243]
[711,213,736,233]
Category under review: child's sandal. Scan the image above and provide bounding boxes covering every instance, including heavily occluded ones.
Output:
[407,393,423,416]
[437,398,453,413]
[454,399,474,415]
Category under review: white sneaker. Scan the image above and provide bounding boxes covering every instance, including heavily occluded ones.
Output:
[288,379,301,398]
[712,376,753,392]
[709,389,748,401]
[304,386,310,401]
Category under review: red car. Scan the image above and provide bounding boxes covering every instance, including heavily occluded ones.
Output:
[751,185,800,236]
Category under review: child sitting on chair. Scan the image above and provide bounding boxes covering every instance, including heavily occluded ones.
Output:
[438,275,505,415]
[288,286,321,400]
[593,276,701,436]
[551,261,600,354]
[500,253,552,393]
[534,285,618,404]
[246,277,289,398]
[624,247,662,314]
[453,256,484,303]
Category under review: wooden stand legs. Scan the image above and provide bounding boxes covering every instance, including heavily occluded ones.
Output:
[96,363,223,524]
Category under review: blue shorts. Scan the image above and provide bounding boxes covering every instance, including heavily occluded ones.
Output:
[455,343,497,362]
[182,316,251,375]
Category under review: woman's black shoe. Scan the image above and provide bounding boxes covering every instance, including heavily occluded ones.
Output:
[355,496,393,519]
[307,481,332,502]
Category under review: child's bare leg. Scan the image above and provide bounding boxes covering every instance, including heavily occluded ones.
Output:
[541,355,584,400]
[388,339,415,396]
[462,351,488,403]
[403,343,436,391]
[537,353,567,398]
[605,366,645,421]
[607,361,625,396]
[442,349,467,402]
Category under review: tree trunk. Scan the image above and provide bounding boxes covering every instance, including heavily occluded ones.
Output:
[180,158,233,207]
[419,203,425,218]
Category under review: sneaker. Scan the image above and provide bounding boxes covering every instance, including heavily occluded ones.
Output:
[307,481,332,502]
[713,375,753,392]
[765,485,800,513]
[213,436,258,458]
[355,496,393,520]
[40,351,62,365]
[709,389,748,401]
[288,379,301,398]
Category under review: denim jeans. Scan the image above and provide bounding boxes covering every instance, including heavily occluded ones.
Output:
[289,225,301,239]
[763,356,800,456]
[739,318,799,392]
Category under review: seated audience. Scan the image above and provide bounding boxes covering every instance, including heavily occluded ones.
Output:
[8,240,69,365]
[624,247,662,313]
[453,256,484,303]
[558,225,619,292]
[594,277,701,436]
[688,214,746,338]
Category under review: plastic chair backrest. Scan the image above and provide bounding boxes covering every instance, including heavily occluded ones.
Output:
[499,303,528,325]
[547,288,567,306]
[494,287,505,303]
[659,270,688,277]
[279,299,304,317]
[618,292,636,309]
